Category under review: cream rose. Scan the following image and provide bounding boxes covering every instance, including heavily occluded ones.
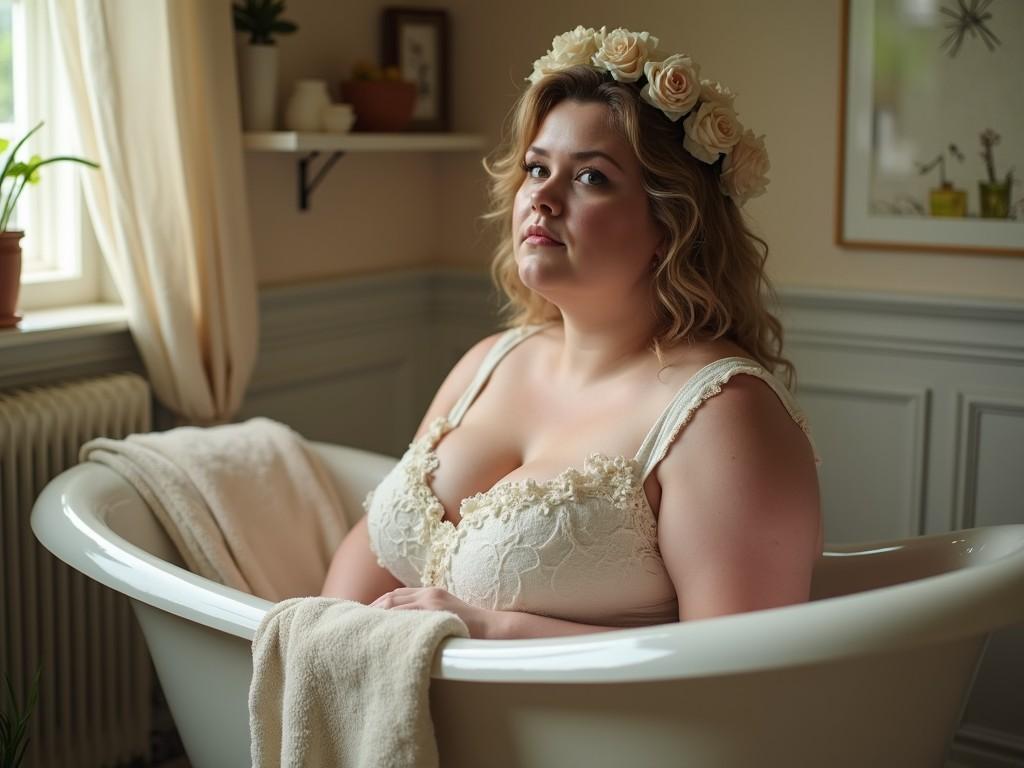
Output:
[526,25,606,84]
[699,78,736,106]
[720,128,770,206]
[640,53,701,121]
[682,100,742,164]
[591,28,659,83]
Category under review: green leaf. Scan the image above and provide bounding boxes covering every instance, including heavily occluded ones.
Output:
[271,20,297,34]
[25,155,99,178]
[0,667,39,768]
[0,121,98,229]
[25,155,42,184]
[0,120,44,189]
[0,138,8,153]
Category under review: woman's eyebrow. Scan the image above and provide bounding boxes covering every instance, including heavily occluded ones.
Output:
[527,145,624,172]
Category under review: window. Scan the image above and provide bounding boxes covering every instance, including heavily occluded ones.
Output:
[5,0,113,311]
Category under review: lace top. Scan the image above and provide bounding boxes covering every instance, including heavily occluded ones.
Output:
[364,323,821,628]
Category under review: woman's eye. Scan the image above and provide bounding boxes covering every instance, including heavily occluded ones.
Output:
[522,161,544,178]
[521,161,606,186]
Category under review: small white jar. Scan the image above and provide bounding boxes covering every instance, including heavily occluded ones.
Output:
[322,103,355,133]
[284,79,330,132]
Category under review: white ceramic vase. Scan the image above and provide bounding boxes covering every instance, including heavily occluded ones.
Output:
[284,79,331,132]
[238,43,278,131]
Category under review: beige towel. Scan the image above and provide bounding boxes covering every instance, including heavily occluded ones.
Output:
[250,596,469,768]
[80,417,346,601]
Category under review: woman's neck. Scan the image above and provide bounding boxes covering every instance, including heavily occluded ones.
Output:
[549,314,659,389]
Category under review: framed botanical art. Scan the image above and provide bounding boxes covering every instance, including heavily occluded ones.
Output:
[837,0,1024,255]
[382,8,450,131]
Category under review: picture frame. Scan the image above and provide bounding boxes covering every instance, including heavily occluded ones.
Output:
[836,0,1024,256]
[382,7,450,132]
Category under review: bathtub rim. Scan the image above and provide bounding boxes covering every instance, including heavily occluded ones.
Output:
[31,459,1024,684]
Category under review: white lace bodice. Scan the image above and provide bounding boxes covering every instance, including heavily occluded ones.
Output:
[364,324,821,628]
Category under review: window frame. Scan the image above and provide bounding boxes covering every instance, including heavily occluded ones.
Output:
[8,0,110,311]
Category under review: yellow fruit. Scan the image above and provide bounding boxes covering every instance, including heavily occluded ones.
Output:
[382,66,402,81]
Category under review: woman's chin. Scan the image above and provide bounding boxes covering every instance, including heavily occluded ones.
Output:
[517,254,570,292]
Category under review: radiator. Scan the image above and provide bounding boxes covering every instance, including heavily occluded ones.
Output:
[1,373,153,768]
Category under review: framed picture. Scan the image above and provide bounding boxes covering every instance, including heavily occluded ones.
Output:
[382,8,450,132]
[837,0,1023,256]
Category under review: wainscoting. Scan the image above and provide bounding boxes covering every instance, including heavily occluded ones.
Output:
[778,289,1024,768]
[236,269,504,455]
[4,268,1021,767]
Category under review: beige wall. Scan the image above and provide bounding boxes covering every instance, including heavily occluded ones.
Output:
[247,0,1024,298]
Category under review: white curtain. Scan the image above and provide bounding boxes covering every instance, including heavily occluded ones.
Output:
[49,0,259,426]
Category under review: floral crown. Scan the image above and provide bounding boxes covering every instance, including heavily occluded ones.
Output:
[526,26,770,207]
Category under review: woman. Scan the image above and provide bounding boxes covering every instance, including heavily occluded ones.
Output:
[321,26,822,639]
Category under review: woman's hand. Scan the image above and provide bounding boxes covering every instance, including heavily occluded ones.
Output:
[369,587,497,639]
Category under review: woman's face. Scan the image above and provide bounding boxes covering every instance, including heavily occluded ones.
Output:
[512,99,664,304]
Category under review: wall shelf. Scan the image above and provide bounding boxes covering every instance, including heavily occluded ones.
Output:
[243,131,487,210]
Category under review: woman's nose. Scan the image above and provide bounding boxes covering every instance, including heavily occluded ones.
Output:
[530,186,561,217]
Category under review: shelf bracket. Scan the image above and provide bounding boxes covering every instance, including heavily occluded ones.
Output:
[298,150,345,211]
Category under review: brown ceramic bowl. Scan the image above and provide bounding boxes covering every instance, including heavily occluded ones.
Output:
[340,80,417,132]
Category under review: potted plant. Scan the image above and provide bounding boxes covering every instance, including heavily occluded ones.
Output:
[0,666,41,768]
[233,0,299,131]
[917,143,966,217]
[978,128,1014,219]
[340,60,417,132]
[0,121,99,328]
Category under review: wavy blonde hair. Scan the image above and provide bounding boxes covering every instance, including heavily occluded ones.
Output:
[479,66,795,389]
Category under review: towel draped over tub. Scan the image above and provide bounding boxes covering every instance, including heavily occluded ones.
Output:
[81,417,346,601]
[251,597,468,768]
[81,417,468,768]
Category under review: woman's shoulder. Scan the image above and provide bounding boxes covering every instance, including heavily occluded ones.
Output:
[653,339,817,477]
[650,337,759,391]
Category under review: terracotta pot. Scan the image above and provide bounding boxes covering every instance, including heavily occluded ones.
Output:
[340,80,417,132]
[0,230,24,328]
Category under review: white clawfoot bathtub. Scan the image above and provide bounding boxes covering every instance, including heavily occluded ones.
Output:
[31,442,1024,768]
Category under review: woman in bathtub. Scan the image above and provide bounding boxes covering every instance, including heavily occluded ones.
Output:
[321,26,822,639]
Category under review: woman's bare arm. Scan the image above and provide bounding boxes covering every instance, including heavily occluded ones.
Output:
[656,374,822,623]
[320,516,402,602]
[369,585,627,638]
[486,610,622,639]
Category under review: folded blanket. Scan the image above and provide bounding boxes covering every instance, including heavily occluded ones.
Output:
[80,417,347,601]
[250,596,469,768]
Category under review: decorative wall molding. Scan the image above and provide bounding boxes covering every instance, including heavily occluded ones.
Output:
[778,287,1024,365]
[799,380,931,539]
[241,269,502,454]
[0,323,142,391]
[954,391,1024,530]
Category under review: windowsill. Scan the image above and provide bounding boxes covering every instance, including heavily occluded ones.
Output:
[0,303,129,350]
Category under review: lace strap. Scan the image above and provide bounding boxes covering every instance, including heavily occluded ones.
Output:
[447,323,552,427]
[633,357,822,481]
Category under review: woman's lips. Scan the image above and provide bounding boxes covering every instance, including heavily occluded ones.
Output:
[524,235,564,246]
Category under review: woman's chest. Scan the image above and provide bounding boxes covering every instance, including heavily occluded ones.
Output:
[428,380,667,526]
[365,436,664,593]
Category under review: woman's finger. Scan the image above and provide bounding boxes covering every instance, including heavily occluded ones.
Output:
[371,593,415,608]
